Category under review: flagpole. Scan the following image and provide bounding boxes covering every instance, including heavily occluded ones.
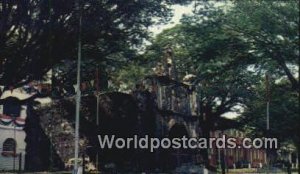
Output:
[74,0,82,173]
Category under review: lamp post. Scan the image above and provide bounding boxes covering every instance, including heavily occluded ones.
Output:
[266,73,270,131]
[73,0,82,173]
[13,117,16,172]
[265,73,270,174]
[95,65,100,170]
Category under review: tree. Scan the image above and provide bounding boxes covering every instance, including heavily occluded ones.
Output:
[225,1,299,91]
[139,2,259,171]
[0,0,192,87]
[221,2,299,171]
[239,78,300,169]
[111,61,148,92]
[243,79,299,143]
[137,1,299,171]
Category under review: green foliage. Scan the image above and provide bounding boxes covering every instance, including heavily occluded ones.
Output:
[0,0,192,86]
[225,0,299,90]
[224,0,299,146]
[111,62,149,92]
[142,2,257,121]
[139,1,299,146]
[240,79,299,145]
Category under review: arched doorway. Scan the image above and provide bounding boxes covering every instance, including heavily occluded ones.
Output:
[160,123,190,170]
[169,123,189,139]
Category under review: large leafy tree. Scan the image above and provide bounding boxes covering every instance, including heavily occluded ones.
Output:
[240,79,299,148]
[225,0,299,91]
[135,1,299,170]
[123,0,299,83]
[0,0,191,87]
[143,2,257,119]
[238,77,300,174]
[137,3,260,170]
[223,1,299,166]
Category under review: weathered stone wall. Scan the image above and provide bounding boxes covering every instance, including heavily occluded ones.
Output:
[24,104,64,171]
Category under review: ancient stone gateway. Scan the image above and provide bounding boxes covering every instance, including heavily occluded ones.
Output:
[22,74,202,172]
[132,75,202,170]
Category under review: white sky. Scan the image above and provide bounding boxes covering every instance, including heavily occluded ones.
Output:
[150,4,195,35]
[149,2,229,35]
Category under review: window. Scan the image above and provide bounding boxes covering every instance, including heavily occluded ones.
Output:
[2,138,17,157]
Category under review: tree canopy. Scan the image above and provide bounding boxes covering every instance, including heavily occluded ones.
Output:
[125,1,299,145]
[225,1,299,91]
[0,0,192,87]
[1,0,298,172]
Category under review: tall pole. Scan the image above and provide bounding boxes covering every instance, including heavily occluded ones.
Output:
[74,0,82,173]
[266,73,270,131]
[96,95,99,170]
[13,120,16,171]
[265,73,270,174]
[50,116,53,171]
[95,65,100,170]
[96,66,100,127]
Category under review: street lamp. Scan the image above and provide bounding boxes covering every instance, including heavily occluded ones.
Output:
[73,0,82,173]
[265,73,270,174]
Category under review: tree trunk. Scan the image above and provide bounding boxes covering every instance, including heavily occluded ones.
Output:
[201,118,214,171]
[275,57,299,91]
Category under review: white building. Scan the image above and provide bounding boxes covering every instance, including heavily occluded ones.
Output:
[0,89,29,171]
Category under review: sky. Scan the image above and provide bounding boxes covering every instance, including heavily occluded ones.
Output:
[149,2,229,35]
[150,4,195,35]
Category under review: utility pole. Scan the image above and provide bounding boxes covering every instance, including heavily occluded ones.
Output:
[73,0,82,173]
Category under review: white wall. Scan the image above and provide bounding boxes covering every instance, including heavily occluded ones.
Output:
[0,126,26,170]
[0,104,27,171]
